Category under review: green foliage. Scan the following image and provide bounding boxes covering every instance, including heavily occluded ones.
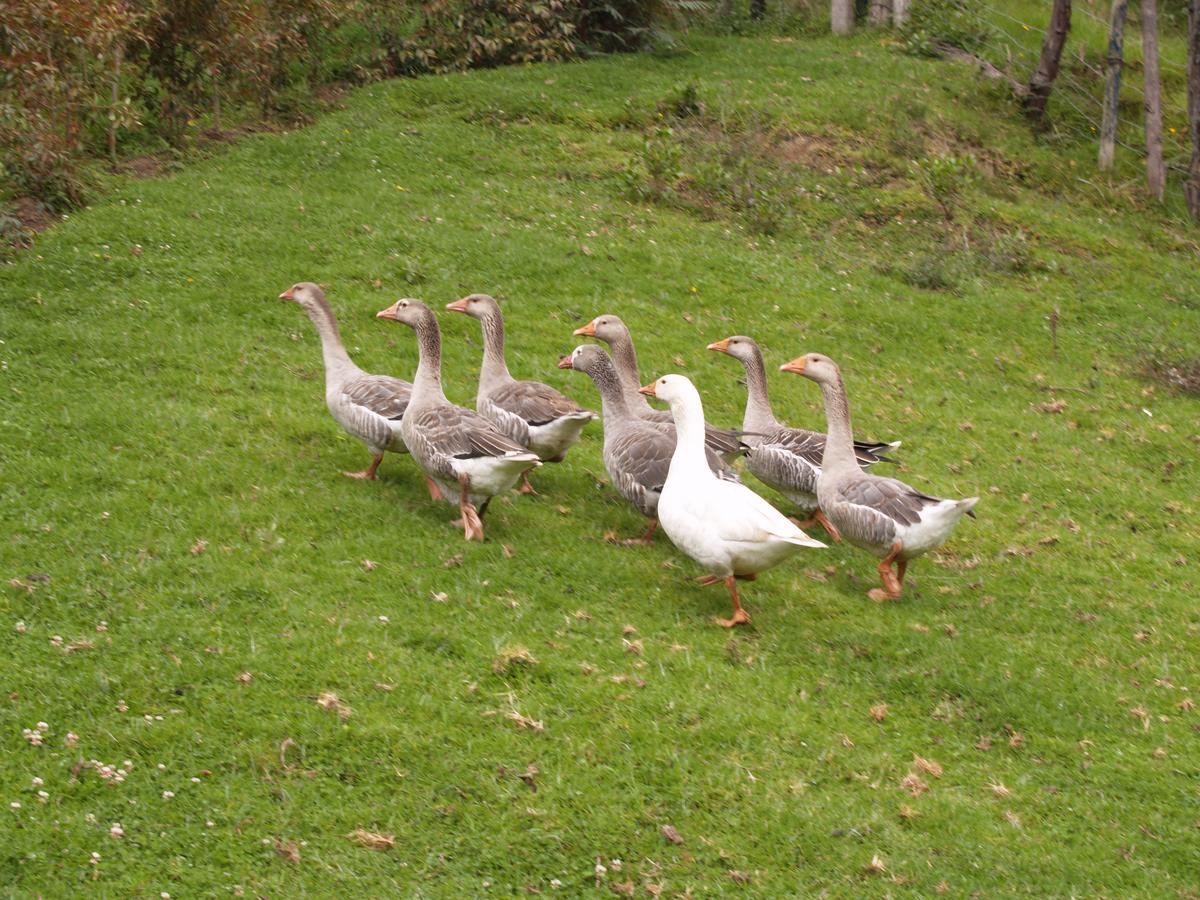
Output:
[911,152,979,220]
[898,0,993,57]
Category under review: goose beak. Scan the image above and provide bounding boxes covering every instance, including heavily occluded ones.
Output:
[278,288,295,300]
[556,354,573,370]
[707,338,730,353]
[572,319,597,337]
[779,357,806,375]
[376,303,400,320]
[445,297,470,313]
[638,380,657,397]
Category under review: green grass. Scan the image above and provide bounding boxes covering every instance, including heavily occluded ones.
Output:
[2,32,1199,896]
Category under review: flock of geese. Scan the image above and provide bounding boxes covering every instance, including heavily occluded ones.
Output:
[278,282,978,627]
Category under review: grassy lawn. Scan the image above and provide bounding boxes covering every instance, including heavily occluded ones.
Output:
[2,31,1198,896]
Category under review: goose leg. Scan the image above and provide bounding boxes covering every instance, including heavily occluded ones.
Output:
[518,471,538,496]
[791,511,840,542]
[613,519,657,546]
[868,542,904,602]
[695,574,722,586]
[455,473,484,542]
[714,575,752,628]
[344,453,384,480]
[424,474,444,501]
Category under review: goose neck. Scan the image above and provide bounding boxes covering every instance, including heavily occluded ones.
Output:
[817,374,860,472]
[667,393,713,476]
[477,312,513,391]
[608,333,651,412]
[738,346,778,434]
[409,313,448,408]
[304,298,356,385]
[585,360,633,421]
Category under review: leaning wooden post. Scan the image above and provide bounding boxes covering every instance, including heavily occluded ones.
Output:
[108,43,123,165]
[1025,0,1072,125]
[1141,0,1165,200]
[1098,0,1128,171]
[1187,0,1200,218]
[831,0,855,34]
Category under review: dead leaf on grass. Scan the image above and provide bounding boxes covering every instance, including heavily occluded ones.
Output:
[317,692,352,719]
[864,853,886,874]
[273,838,301,863]
[660,824,684,845]
[869,703,888,722]
[900,772,929,796]
[348,829,395,850]
[913,755,943,777]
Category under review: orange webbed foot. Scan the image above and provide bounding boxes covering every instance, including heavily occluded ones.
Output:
[714,608,752,628]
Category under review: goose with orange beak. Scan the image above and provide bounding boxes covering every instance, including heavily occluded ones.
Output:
[707,334,898,536]
[376,299,539,541]
[639,373,825,627]
[780,353,978,601]
[573,314,748,465]
[277,282,411,480]
[446,294,595,494]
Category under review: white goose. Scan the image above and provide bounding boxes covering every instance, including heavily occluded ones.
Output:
[446,293,595,494]
[640,374,825,627]
[376,299,539,541]
[781,352,978,601]
[278,282,411,480]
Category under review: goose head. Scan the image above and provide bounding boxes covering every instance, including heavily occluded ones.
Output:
[375,298,433,329]
[557,344,608,374]
[445,293,500,320]
[278,282,326,308]
[779,352,839,384]
[706,335,758,363]
[638,373,701,411]
[572,313,626,342]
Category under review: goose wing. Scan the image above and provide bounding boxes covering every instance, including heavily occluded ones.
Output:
[487,380,590,426]
[341,375,411,421]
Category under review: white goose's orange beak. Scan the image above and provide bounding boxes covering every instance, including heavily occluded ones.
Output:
[278,288,295,300]
[779,357,806,375]
[707,337,731,353]
[376,302,400,320]
[556,355,573,370]
[573,319,597,337]
[638,380,657,397]
[445,297,470,313]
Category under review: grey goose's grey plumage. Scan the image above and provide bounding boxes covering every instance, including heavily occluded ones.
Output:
[447,293,595,493]
[279,282,411,480]
[376,299,539,541]
[558,345,677,544]
[708,335,898,525]
[573,314,748,463]
[781,352,977,602]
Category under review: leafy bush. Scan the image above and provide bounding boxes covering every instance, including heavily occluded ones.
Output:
[898,0,993,57]
[2,0,704,211]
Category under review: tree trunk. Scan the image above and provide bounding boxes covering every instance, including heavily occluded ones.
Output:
[831,0,855,33]
[1141,0,1165,200]
[717,0,733,18]
[1025,0,1072,124]
[750,0,766,18]
[1187,0,1200,218]
[1098,0,1128,171]
[893,0,910,27]
[869,0,892,26]
[213,71,222,132]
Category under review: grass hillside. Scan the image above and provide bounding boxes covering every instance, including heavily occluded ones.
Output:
[2,32,1198,896]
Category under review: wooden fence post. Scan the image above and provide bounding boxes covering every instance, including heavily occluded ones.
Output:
[1141,0,1165,200]
[831,0,855,34]
[1098,0,1128,171]
[893,0,910,27]
[869,0,893,27]
[1187,0,1200,218]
